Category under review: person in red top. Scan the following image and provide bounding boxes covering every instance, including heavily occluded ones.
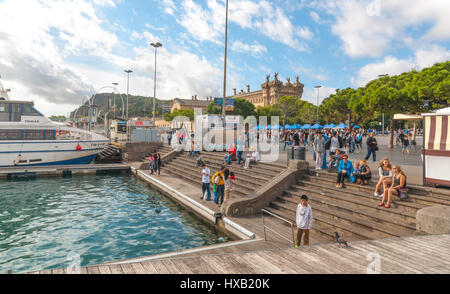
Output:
[224,145,236,165]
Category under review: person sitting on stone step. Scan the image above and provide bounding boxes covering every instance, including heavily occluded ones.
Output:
[374,158,393,198]
[378,165,407,209]
[336,154,353,188]
[357,159,372,186]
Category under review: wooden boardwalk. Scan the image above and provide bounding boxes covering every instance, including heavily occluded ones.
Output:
[29,234,450,274]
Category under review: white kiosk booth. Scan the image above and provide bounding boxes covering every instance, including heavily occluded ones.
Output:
[422,107,450,188]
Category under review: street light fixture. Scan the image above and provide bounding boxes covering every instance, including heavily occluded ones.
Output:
[150,42,163,124]
[315,86,322,123]
[222,0,229,117]
[378,74,388,136]
[124,70,133,120]
[112,82,119,118]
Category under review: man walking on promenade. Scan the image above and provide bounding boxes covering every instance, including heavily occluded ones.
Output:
[296,195,313,248]
[200,164,211,201]
[365,132,378,162]
[314,132,325,170]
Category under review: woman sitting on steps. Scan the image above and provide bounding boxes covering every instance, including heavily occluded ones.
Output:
[378,166,407,209]
[374,158,393,198]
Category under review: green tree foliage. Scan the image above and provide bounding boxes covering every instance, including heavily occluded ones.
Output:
[206,98,256,118]
[275,96,302,126]
[319,61,450,128]
[49,115,66,122]
[256,105,283,124]
[296,101,318,124]
[164,109,195,121]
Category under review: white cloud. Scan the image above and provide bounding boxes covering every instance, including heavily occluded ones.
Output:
[93,0,116,7]
[231,40,267,57]
[0,0,118,107]
[178,0,312,50]
[308,0,450,58]
[0,0,231,116]
[162,0,176,15]
[303,86,337,105]
[353,45,450,86]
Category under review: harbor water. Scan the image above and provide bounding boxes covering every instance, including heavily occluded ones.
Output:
[0,174,229,273]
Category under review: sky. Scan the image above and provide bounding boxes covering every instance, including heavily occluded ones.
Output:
[0,0,449,116]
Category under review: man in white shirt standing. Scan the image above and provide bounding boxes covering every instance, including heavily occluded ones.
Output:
[296,195,313,248]
[200,164,212,201]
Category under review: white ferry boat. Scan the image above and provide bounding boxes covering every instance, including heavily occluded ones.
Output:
[0,80,109,167]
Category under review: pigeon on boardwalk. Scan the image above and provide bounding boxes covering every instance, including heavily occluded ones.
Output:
[335,232,349,248]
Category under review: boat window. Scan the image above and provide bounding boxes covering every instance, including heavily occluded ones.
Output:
[0,130,21,140]
[44,130,55,140]
[11,103,21,113]
[24,130,45,140]
[0,113,8,122]
[117,124,127,133]
[11,112,21,122]
[0,103,5,112]
[23,104,41,116]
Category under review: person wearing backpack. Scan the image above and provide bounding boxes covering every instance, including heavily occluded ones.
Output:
[214,166,226,207]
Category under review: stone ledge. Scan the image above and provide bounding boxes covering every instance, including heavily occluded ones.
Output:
[416,206,450,235]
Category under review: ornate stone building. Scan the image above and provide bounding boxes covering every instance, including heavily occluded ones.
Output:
[233,73,304,108]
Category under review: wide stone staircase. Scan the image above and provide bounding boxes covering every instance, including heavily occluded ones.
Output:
[95,143,123,163]
[265,168,450,244]
[161,151,287,197]
[140,145,174,161]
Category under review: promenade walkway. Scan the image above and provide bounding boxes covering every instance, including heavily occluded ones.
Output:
[29,234,450,274]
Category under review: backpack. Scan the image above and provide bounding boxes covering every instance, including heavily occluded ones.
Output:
[214,173,221,184]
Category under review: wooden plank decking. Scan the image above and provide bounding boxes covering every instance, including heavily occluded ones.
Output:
[29,234,450,274]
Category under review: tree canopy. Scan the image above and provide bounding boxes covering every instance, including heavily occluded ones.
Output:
[206,98,256,118]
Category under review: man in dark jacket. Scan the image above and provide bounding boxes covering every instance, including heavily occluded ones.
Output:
[293,131,300,146]
[365,132,378,162]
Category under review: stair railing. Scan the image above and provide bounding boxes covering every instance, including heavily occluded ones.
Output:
[261,209,296,247]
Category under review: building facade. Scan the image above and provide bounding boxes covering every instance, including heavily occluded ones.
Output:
[233,73,304,108]
[170,96,212,113]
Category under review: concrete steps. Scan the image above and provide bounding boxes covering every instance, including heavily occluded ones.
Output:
[161,162,251,197]
[198,154,285,179]
[263,166,439,244]
[278,191,416,236]
[168,157,263,190]
[308,169,450,207]
[173,154,279,181]
[160,152,287,198]
[291,180,418,223]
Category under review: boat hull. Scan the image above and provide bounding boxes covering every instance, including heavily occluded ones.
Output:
[0,140,109,167]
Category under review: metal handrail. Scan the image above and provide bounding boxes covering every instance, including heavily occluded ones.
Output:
[261,209,296,247]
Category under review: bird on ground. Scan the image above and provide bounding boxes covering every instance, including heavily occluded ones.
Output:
[335,232,349,248]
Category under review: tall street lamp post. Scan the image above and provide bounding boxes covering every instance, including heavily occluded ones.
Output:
[150,42,162,124]
[378,74,388,136]
[112,82,119,118]
[125,70,133,120]
[315,85,322,123]
[222,0,229,117]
